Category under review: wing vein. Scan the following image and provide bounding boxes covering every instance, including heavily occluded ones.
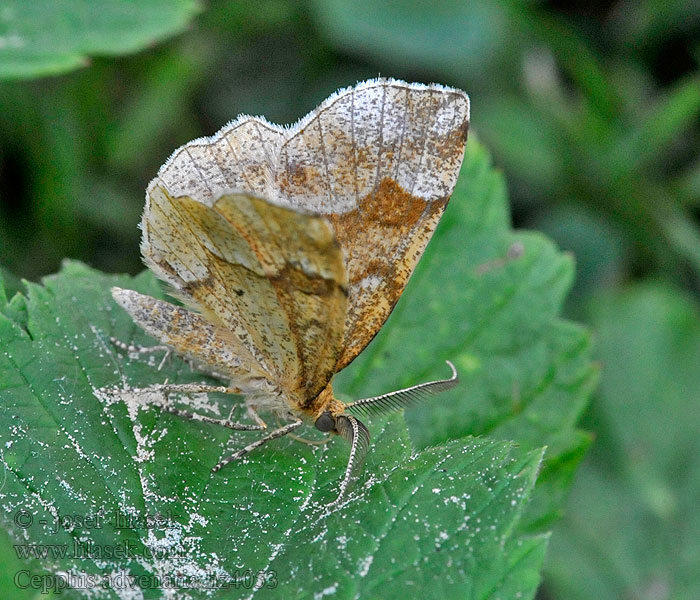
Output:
[223,131,257,192]
[185,148,213,195]
[372,84,387,199]
[393,87,410,182]
[409,90,436,197]
[315,114,334,211]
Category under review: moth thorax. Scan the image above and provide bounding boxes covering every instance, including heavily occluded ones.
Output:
[310,383,342,417]
[309,383,345,431]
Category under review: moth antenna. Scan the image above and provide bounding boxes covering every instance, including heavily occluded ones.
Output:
[345,360,458,417]
[330,415,370,505]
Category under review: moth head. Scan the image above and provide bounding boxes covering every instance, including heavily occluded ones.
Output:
[314,410,336,432]
[311,385,346,433]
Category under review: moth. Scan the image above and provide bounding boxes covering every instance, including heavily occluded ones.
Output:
[111,78,470,505]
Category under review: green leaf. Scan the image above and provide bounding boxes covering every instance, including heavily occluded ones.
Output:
[0,140,589,597]
[0,0,202,80]
[610,0,700,47]
[0,265,23,301]
[106,39,211,170]
[477,96,566,195]
[530,205,629,306]
[545,282,700,600]
[336,139,597,532]
[523,9,620,120]
[0,261,545,599]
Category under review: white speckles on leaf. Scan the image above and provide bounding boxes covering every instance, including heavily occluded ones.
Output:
[0,131,579,598]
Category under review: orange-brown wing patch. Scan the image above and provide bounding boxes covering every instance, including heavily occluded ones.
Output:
[275,80,469,369]
[275,81,469,211]
[141,186,348,403]
[328,178,448,369]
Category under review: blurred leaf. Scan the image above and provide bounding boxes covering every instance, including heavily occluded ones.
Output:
[0,260,547,599]
[545,282,700,600]
[478,63,700,283]
[309,0,528,84]
[530,205,628,306]
[200,31,310,127]
[674,157,700,207]
[73,176,142,236]
[524,9,620,120]
[610,0,700,47]
[658,201,700,277]
[201,0,297,34]
[0,82,88,272]
[0,0,202,80]
[0,265,23,300]
[336,140,597,533]
[107,40,210,169]
[476,96,565,197]
[610,75,700,177]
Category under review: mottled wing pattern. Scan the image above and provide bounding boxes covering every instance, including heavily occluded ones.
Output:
[275,80,470,369]
[156,117,283,206]
[143,78,468,380]
[112,288,270,387]
[141,186,348,402]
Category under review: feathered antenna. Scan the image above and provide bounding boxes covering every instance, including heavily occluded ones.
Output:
[331,414,371,505]
[344,361,458,417]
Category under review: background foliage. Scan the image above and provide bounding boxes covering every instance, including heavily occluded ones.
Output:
[0,1,699,599]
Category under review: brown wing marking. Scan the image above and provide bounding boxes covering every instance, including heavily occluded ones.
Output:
[327,178,448,370]
[274,81,469,370]
[141,186,347,403]
[274,81,469,212]
[213,193,348,402]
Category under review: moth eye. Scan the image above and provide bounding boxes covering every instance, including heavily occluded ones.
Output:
[314,412,335,432]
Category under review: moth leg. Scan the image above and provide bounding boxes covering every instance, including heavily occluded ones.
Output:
[288,432,331,447]
[155,382,243,399]
[212,418,303,472]
[158,404,264,432]
[246,402,268,429]
[110,337,173,371]
[131,383,260,431]
[274,414,331,446]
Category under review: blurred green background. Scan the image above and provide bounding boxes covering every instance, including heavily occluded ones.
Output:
[0,1,698,598]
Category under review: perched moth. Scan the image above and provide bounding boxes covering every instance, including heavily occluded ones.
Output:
[112,78,470,505]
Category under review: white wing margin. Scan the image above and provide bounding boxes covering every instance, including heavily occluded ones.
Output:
[150,78,469,215]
